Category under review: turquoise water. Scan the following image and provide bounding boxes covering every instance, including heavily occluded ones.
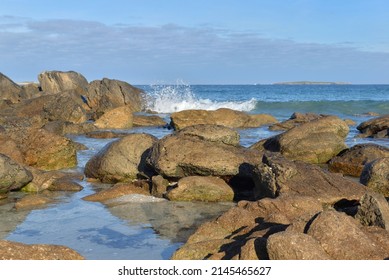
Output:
[4,84,389,259]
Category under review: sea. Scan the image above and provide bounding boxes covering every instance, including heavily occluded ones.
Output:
[2,83,389,259]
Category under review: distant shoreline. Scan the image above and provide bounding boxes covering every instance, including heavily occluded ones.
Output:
[273,81,351,85]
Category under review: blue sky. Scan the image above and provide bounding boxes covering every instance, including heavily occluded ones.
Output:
[1,0,389,84]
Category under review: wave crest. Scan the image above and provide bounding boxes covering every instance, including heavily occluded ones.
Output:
[145,83,256,113]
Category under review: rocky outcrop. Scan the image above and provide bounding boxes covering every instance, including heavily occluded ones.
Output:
[94,105,133,129]
[360,158,389,196]
[252,115,349,164]
[357,115,389,138]
[0,154,32,192]
[0,240,84,260]
[170,108,277,130]
[328,144,389,177]
[85,133,157,183]
[166,176,235,202]
[269,112,322,131]
[38,70,89,93]
[253,153,367,203]
[86,78,145,115]
[0,72,21,103]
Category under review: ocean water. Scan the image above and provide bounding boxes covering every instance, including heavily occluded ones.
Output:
[4,84,389,260]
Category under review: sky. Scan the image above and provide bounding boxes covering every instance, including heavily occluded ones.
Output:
[1,0,389,84]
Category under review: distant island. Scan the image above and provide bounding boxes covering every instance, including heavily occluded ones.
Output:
[273,81,351,85]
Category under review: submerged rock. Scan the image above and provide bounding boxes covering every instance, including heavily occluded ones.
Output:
[328,144,389,177]
[14,194,53,210]
[0,240,84,260]
[170,108,277,130]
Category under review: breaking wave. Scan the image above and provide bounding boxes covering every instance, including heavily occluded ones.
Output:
[145,83,257,113]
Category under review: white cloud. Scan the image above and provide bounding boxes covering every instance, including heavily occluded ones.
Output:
[1,16,389,83]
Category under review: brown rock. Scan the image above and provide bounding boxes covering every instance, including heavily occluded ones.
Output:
[256,116,349,164]
[0,72,21,103]
[85,133,157,183]
[356,192,389,229]
[267,231,330,260]
[357,114,389,138]
[14,194,53,210]
[151,175,169,198]
[166,176,234,202]
[269,112,323,131]
[94,105,133,129]
[47,178,84,192]
[253,153,367,203]
[178,124,240,146]
[85,131,129,139]
[23,129,77,171]
[360,158,389,196]
[328,144,389,177]
[86,78,145,115]
[38,70,88,93]
[0,134,24,164]
[83,181,150,202]
[0,240,84,260]
[133,115,166,127]
[170,108,277,130]
[147,132,261,179]
[307,210,388,259]
[171,239,232,260]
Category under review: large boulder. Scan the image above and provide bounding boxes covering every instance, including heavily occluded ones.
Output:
[267,231,330,260]
[166,176,235,202]
[170,108,277,130]
[360,158,389,196]
[0,72,21,103]
[133,115,166,127]
[38,70,89,93]
[86,78,145,115]
[94,105,133,129]
[307,210,389,259]
[357,114,389,138]
[0,133,24,164]
[147,130,261,179]
[0,240,84,260]
[0,154,33,192]
[252,115,349,164]
[328,144,389,177]
[85,133,157,183]
[253,153,367,203]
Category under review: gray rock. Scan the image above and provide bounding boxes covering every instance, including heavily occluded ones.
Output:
[0,72,21,103]
[356,192,389,229]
